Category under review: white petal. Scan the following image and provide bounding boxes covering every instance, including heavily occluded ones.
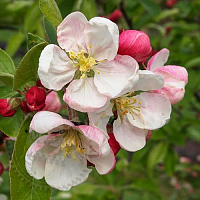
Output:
[94,55,139,98]
[88,100,114,134]
[30,111,74,133]
[38,44,77,90]
[25,134,62,179]
[113,116,147,152]
[57,12,88,53]
[64,77,107,112]
[133,70,164,91]
[127,93,171,130]
[84,17,119,61]
[147,48,169,71]
[45,150,91,191]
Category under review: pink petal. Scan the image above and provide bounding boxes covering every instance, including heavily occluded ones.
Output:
[127,93,171,130]
[57,12,88,53]
[94,55,139,98]
[133,70,164,91]
[38,44,77,90]
[64,78,108,112]
[113,116,147,152]
[30,111,74,133]
[147,48,169,71]
[85,17,119,61]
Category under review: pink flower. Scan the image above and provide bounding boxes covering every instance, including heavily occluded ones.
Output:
[147,48,188,104]
[0,99,17,117]
[108,9,123,23]
[26,86,46,111]
[118,30,152,62]
[26,111,115,191]
[38,12,139,112]
[43,91,61,112]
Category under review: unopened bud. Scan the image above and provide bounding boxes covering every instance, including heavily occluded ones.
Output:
[0,98,18,117]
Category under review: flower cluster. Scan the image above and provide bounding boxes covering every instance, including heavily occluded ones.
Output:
[20,12,188,191]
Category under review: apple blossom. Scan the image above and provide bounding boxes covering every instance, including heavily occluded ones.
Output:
[38,11,139,112]
[26,111,115,191]
[147,48,188,104]
[118,30,152,62]
[88,74,171,152]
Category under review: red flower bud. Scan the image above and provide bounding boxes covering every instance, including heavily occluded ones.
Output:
[166,26,172,35]
[166,0,177,7]
[108,133,120,155]
[20,100,31,114]
[26,86,46,111]
[118,30,152,62]
[108,9,123,23]
[0,162,4,176]
[146,130,152,141]
[0,99,17,117]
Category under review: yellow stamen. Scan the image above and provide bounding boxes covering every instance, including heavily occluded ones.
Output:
[100,60,104,63]
[89,44,92,48]
[97,70,100,74]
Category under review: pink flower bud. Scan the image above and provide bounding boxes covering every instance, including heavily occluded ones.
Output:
[166,0,177,7]
[146,131,152,141]
[43,91,61,112]
[108,133,120,155]
[0,99,17,117]
[0,162,4,176]
[108,9,123,23]
[118,30,152,62]
[26,86,46,111]
[20,100,31,114]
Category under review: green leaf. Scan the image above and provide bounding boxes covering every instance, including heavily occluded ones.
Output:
[77,111,88,124]
[5,140,15,160]
[27,33,46,50]
[13,42,47,90]
[0,86,18,99]
[164,149,177,176]
[147,142,168,171]
[43,17,58,44]
[0,48,15,86]
[6,31,25,57]
[10,117,52,200]
[136,0,161,17]
[81,0,97,19]
[39,0,62,27]
[0,109,24,137]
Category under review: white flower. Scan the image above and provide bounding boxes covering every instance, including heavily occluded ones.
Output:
[38,12,139,112]
[25,111,115,191]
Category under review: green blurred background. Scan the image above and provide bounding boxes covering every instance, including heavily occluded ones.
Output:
[0,0,200,199]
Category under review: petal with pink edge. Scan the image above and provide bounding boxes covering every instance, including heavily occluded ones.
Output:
[45,150,91,191]
[113,116,147,152]
[84,17,119,61]
[64,78,108,112]
[133,70,164,91]
[57,12,88,53]
[94,55,139,98]
[38,44,77,90]
[25,134,62,179]
[127,93,171,130]
[147,48,169,71]
[30,111,74,133]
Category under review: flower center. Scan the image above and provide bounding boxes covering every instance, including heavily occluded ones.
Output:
[115,93,141,121]
[61,129,85,160]
[69,50,97,79]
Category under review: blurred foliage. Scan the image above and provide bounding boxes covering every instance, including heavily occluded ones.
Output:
[0,0,200,199]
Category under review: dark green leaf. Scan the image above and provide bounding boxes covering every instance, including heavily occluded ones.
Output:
[0,109,24,137]
[27,33,46,50]
[43,17,58,44]
[13,42,47,90]
[0,48,15,86]
[0,86,18,99]
[5,140,15,160]
[81,0,97,19]
[39,0,62,27]
[185,57,200,69]
[10,117,52,200]
[164,149,177,176]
